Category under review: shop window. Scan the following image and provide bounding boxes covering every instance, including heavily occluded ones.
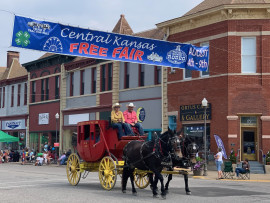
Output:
[100,111,110,120]
[17,84,21,106]
[200,42,210,77]
[183,124,210,152]
[241,37,256,73]
[124,62,130,89]
[168,115,177,131]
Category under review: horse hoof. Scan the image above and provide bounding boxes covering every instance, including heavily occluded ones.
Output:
[132,192,137,196]
[186,191,191,195]
[153,194,159,198]
[161,195,166,200]
[165,189,169,194]
[122,190,126,194]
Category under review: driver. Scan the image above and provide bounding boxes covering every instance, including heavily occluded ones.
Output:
[123,103,144,136]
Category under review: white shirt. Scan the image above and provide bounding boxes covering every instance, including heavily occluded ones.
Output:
[216,152,223,161]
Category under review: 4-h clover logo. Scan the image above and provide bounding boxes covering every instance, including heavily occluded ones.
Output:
[15,31,30,47]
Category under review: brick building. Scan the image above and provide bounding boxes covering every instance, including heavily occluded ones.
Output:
[158,0,270,161]
[0,51,28,150]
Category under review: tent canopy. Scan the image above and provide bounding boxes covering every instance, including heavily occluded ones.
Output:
[0,131,19,142]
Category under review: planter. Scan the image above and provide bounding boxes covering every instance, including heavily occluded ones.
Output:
[193,170,203,176]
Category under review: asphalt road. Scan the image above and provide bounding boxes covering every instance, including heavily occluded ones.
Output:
[0,163,270,203]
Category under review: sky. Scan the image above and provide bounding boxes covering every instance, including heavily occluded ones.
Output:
[0,0,203,67]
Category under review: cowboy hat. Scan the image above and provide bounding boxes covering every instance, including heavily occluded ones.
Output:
[112,103,121,108]
[126,103,136,108]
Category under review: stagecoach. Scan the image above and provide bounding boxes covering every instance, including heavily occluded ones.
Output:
[66,120,192,191]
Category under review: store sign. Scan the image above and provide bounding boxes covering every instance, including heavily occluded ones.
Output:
[180,103,211,121]
[69,113,89,125]
[39,113,49,125]
[137,107,146,122]
[11,15,209,71]
[2,119,26,130]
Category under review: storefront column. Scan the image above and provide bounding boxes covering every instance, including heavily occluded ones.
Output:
[227,116,239,159]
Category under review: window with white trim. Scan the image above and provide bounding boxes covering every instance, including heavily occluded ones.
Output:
[184,69,192,80]
[241,37,256,73]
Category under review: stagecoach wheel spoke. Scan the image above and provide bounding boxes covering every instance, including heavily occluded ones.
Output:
[99,156,117,190]
[66,153,81,186]
[134,172,150,189]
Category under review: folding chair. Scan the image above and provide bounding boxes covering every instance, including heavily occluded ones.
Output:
[222,161,234,179]
[238,169,250,180]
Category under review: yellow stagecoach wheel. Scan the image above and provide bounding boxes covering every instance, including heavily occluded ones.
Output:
[99,156,117,190]
[134,171,150,189]
[66,153,81,186]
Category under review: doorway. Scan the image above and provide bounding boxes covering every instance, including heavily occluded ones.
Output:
[241,128,257,161]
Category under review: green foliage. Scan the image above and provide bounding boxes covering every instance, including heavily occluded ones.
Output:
[229,150,236,164]
[266,151,270,165]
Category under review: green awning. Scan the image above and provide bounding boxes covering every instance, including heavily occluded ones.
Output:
[0,131,19,142]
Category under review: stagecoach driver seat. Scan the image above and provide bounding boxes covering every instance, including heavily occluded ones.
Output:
[123,103,144,136]
[111,103,130,139]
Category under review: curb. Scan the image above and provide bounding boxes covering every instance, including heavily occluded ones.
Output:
[192,175,270,182]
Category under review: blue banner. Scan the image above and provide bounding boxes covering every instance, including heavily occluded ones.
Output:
[214,134,227,159]
[12,15,209,70]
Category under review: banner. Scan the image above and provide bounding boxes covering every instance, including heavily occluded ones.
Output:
[214,134,227,159]
[11,15,209,70]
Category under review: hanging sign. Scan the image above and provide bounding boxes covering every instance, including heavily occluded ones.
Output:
[11,15,209,71]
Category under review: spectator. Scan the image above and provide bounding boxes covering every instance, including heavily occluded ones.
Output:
[235,158,250,178]
[44,142,48,152]
[123,103,144,136]
[21,149,26,165]
[57,152,66,166]
[214,147,224,179]
[35,153,44,166]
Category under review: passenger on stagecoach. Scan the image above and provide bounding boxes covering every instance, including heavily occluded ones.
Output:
[123,103,144,136]
[111,103,131,139]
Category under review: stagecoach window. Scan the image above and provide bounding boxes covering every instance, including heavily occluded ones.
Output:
[84,125,90,140]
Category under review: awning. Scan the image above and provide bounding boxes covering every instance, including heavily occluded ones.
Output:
[0,131,19,142]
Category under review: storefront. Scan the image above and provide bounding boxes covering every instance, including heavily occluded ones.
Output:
[1,118,27,150]
[180,103,211,152]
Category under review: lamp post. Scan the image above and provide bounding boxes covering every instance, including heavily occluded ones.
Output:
[202,98,208,176]
[55,113,59,156]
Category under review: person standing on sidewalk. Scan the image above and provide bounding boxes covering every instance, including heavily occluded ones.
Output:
[214,147,224,179]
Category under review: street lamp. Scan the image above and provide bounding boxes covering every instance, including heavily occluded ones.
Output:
[202,98,208,176]
[55,113,59,156]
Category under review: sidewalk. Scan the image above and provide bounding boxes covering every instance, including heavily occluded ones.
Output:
[193,169,270,182]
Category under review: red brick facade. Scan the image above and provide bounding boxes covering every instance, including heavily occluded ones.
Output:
[167,19,270,161]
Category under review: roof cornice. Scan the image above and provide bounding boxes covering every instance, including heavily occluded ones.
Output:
[157,4,270,28]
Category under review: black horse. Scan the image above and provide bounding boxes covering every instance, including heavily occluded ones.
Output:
[163,132,198,195]
[121,128,185,199]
